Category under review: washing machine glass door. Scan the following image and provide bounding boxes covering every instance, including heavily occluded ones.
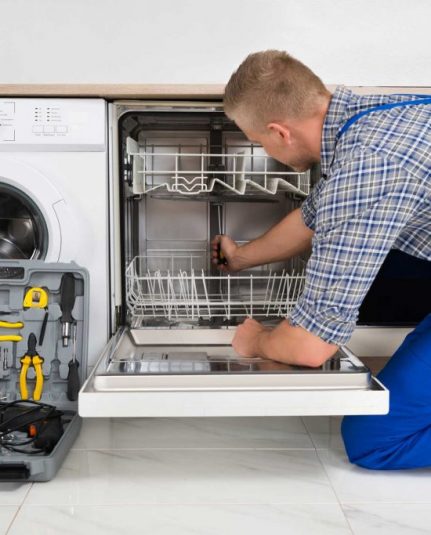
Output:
[0,183,48,259]
[0,158,68,261]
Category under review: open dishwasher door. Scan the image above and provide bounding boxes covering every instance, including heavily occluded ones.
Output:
[79,327,388,417]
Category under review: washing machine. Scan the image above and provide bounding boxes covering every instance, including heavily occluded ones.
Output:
[0,98,109,363]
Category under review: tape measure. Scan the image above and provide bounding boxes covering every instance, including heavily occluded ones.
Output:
[23,287,49,309]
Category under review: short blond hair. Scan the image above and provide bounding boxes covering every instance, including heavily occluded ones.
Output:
[224,50,330,130]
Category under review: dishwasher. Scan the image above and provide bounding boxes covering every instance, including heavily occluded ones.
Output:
[79,100,389,417]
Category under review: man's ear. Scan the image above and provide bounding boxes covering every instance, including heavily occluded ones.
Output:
[267,122,291,145]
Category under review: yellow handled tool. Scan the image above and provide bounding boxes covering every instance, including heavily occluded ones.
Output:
[0,321,23,329]
[19,333,44,401]
[0,335,22,342]
[23,287,48,309]
[0,319,23,342]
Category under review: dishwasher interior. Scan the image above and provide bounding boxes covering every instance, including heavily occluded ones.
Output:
[122,107,311,328]
[95,103,375,388]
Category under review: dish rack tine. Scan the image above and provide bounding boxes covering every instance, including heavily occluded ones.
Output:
[227,275,231,320]
[218,275,228,318]
[201,270,211,318]
[273,269,285,309]
[264,270,274,315]
[152,271,162,317]
[191,270,198,320]
[146,269,157,316]
[180,272,188,318]
[178,271,188,318]
[165,271,174,320]
[265,271,274,316]
[282,273,291,315]
[192,271,199,317]
[250,275,254,318]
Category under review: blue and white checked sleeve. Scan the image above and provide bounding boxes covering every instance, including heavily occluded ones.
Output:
[290,151,423,345]
[300,177,326,230]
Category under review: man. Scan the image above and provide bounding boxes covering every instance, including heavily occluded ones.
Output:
[212,50,431,470]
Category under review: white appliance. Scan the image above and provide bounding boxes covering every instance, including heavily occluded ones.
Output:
[0,98,109,361]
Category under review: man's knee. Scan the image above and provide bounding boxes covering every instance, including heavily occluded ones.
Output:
[341,415,391,470]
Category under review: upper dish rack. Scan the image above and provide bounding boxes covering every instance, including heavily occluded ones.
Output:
[126,137,310,197]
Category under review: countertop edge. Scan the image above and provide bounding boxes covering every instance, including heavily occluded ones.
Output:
[0,84,430,99]
[0,84,227,99]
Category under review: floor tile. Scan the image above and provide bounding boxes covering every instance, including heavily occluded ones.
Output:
[24,449,338,506]
[0,483,31,506]
[302,416,344,449]
[318,449,431,504]
[9,504,351,535]
[72,416,313,450]
[343,503,431,534]
[0,506,18,535]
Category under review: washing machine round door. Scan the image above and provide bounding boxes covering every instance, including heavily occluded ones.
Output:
[0,158,71,261]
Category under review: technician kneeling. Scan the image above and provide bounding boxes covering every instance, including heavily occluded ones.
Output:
[215,49,431,470]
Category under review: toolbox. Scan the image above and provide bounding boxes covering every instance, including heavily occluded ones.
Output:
[0,260,88,481]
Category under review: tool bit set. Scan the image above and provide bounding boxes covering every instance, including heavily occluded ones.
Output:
[0,261,88,481]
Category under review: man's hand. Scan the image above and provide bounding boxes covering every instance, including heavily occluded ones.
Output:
[211,235,243,272]
[232,318,270,357]
[211,208,314,274]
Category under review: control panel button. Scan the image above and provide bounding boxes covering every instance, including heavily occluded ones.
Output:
[0,126,15,141]
[55,125,68,133]
[32,125,43,133]
[43,125,55,133]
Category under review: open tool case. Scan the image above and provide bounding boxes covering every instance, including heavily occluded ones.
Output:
[0,261,88,481]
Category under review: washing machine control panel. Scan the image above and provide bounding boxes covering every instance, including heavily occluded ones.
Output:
[0,99,106,151]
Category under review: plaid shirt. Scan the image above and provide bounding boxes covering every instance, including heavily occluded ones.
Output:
[289,86,431,345]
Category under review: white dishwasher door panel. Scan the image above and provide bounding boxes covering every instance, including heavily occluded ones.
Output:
[79,328,389,417]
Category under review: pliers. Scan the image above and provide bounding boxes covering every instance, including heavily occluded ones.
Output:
[0,320,23,342]
[19,333,44,401]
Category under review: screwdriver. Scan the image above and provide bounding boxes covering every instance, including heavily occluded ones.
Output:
[216,203,228,265]
[59,273,76,347]
[66,323,80,401]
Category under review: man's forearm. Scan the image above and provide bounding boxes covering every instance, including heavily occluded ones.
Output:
[257,320,338,366]
[233,208,314,270]
[232,317,338,367]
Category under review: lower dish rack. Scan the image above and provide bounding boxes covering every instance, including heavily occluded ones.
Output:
[126,253,306,323]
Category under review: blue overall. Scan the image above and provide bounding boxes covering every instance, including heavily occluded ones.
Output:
[338,95,431,470]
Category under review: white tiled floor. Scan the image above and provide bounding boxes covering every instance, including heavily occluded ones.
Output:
[1,416,431,534]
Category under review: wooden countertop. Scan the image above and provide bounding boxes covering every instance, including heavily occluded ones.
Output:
[0,84,226,99]
[0,84,429,99]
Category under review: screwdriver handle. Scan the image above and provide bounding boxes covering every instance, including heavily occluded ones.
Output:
[60,274,76,324]
[67,360,80,401]
[217,243,228,265]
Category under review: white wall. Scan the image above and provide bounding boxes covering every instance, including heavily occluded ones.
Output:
[0,0,429,85]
